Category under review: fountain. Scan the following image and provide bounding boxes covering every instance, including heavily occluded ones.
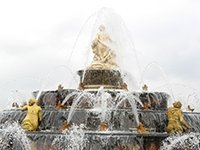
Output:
[0,8,200,150]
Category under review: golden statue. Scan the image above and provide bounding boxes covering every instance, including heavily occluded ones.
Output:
[89,25,118,70]
[21,99,42,131]
[137,122,149,134]
[59,120,71,132]
[57,84,64,91]
[187,105,194,112]
[142,84,148,92]
[98,122,108,131]
[166,101,190,134]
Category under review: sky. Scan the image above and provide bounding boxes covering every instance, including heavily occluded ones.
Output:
[0,0,200,109]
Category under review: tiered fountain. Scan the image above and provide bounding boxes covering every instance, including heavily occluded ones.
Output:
[0,9,200,150]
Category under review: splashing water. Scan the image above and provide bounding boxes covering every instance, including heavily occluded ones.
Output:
[114,91,143,126]
[64,87,115,124]
[67,91,95,123]
[61,91,83,106]
[160,133,200,150]
[53,124,86,150]
[0,122,30,150]
[63,87,144,127]
[90,87,114,123]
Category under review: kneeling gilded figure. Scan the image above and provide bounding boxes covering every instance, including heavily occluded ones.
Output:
[21,99,42,131]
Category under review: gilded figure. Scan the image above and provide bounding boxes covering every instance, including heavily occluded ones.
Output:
[166,101,190,134]
[21,99,42,131]
[89,25,118,70]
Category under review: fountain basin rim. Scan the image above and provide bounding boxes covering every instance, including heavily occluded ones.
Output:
[24,131,169,138]
[2,108,167,113]
[3,109,200,114]
[83,88,126,92]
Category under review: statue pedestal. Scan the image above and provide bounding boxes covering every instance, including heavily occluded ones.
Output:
[77,70,127,90]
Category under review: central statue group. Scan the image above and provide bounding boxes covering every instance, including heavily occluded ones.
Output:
[89,25,118,70]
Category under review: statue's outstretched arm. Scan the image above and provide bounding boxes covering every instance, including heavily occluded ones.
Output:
[20,105,28,111]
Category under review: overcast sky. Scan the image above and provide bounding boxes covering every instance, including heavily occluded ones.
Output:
[0,0,200,109]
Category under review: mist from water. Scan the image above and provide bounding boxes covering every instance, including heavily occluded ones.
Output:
[160,133,200,150]
[0,122,30,150]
